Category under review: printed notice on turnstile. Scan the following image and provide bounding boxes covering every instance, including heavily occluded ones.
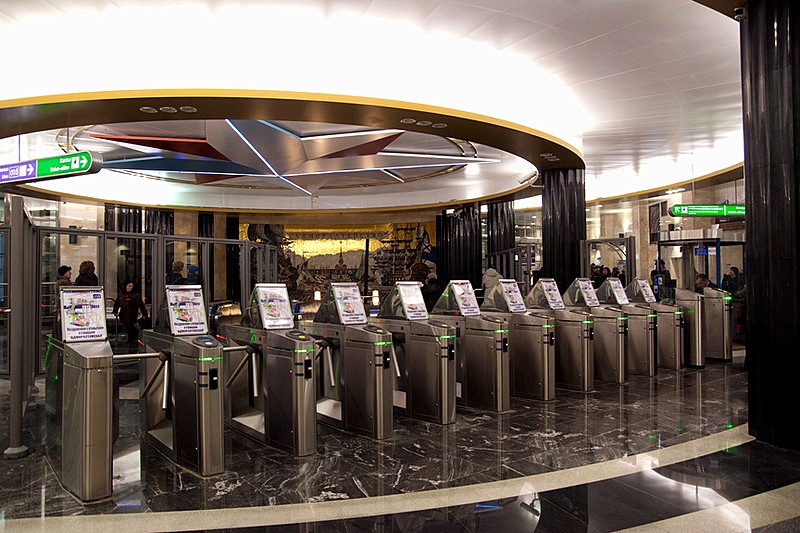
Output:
[450,281,481,316]
[499,279,526,313]
[166,285,208,336]
[255,284,293,330]
[332,284,367,325]
[60,287,107,342]
[636,279,657,303]
[607,278,630,304]
[541,279,565,309]
[578,279,600,307]
[397,282,429,320]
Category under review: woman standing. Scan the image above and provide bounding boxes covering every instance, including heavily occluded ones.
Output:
[113,280,148,349]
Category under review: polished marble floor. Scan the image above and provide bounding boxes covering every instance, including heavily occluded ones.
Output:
[0,360,749,525]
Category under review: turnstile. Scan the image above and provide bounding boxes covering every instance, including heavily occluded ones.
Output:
[702,287,733,361]
[300,282,393,440]
[373,282,456,425]
[432,280,510,413]
[596,278,656,377]
[481,278,555,401]
[525,278,595,393]
[625,277,684,370]
[222,325,317,455]
[46,337,114,502]
[142,329,225,476]
[563,278,627,384]
[675,288,704,368]
[220,283,317,456]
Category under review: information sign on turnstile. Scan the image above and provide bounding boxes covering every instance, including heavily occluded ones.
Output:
[141,285,225,477]
[373,281,457,424]
[563,278,628,384]
[221,283,317,456]
[300,282,394,439]
[46,286,114,502]
[432,280,510,412]
[482,279,555,401]
[597,278,656,377]
[626,278,685,370]
[525,278,594,392]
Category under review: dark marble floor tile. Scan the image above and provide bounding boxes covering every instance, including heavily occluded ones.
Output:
[753,516,800,533]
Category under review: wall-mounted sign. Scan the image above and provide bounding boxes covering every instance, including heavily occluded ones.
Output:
[166,285,208,336]
[669,204,745,217]
[0,151,102,186]
[60,287,107,342]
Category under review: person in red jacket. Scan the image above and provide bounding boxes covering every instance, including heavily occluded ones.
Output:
[113,280,148,349]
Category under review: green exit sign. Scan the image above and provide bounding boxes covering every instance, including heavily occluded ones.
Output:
[669,204,745,217]
[0,151,102,186]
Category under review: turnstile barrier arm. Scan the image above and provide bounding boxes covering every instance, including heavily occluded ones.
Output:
[161,359,169,411]
[313,339,337,388]
[137,352,169,401]
[390,344,401,378]
[224,348,252,389]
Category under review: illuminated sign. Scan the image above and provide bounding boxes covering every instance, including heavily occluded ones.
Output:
[668,204,745,217]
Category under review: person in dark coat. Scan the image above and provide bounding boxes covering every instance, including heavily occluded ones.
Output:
[421,272,445,312]
[185,264,202,285]
[166,260,185,285]
[73,260,99,286]
[113,280,148,349]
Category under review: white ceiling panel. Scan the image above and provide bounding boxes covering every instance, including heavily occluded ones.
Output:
[505,0,605,26]
[365,0,440,25]
[555,0,674,41]
[502,26,586,60]
[422,0,497,38]
[466,13,547,50]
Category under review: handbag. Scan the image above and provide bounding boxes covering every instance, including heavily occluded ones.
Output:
[137,316,152,330]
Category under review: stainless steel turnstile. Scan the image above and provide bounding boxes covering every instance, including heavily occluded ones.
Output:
[300,322,394,439]
[675,289,704,368]
[586,306,628,383]
[432,314,510,412]
[620,304,657,377]
[45,337,114,502]
[702,287,733,361]
[372,318,457,425]
[221,325,317,456]
[651,302,685,370]
[141,330,225,476]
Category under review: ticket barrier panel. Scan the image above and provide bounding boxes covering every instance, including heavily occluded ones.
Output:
[221,325,317,456]
[481,279,555,401]
[562,279,627,384]
[625,278,684,370]
[432,280,510,413]
[702,287,733,362]
[300,283,393,440]
[45,337,114,502]
[524,278,595,393]
[595,278,656,377]
[675,289,705,368]
[141,329,225,476]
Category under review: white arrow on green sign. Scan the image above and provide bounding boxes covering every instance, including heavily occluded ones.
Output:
[0,151,103,185]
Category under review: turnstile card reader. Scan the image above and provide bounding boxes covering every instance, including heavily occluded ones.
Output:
[563,278,627,384]
[525,279,595,392]
[597,278,656,377]
[142,285,224,477]
[373,281,456,425]
[221,283,316,456]
[300,283,393,440]
[702,287,733,361]
[46,286,114,502]
[626,278,685,370]
[675,288,705,368]
[482,279,555,401]
[432,280,510,413]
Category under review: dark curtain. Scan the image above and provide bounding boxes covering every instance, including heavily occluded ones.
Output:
[741,0,800,450]
[198,212,214,238]
[436,205,481,288]
[226,216,240,301]
[541,168,586,292]
[144,209,174,235]
[104,204,142,233]
[487,200,515,255]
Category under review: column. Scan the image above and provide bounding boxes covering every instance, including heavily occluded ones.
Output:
[541,168,587,292]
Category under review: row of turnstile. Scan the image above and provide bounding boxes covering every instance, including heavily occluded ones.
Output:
[44,277,732,502]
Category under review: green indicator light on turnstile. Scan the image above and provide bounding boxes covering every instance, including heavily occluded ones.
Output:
[647,313,658,318]
[372,341,392,346]
[616,317,628,321]
[648,434,658,439]
[293,349,315,353]
[582,320,594,324]
[541,324,555,329]
[54,374,58,381]
[723,296,733,301]
[726,423,734,429]
[676,427,684,433]
[198,356,223,362]
[438,335,457,339]
[674,311,684,315]
[492,329,509,333]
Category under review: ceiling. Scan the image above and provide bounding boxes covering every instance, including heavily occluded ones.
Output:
[0,0,744,212]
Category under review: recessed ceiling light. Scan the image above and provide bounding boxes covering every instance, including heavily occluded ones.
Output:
[432,123,447,128]
[139,106,158,114]
[416,120,432,126]
[179,106,197,113]
[159,106,178,113]
[539,152,552,157]
[400,118,416,124]
[585,208,591,212]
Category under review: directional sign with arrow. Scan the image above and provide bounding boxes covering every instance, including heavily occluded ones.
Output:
[0,151,103,186]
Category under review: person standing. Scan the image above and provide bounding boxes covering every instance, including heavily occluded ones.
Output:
[721,266,744,294]
[421,272,444,312]
[113,280,148,349]
[53,265,73,338]
[73,260,99,286]
[482,264,502,295]
[166,260,185,285]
